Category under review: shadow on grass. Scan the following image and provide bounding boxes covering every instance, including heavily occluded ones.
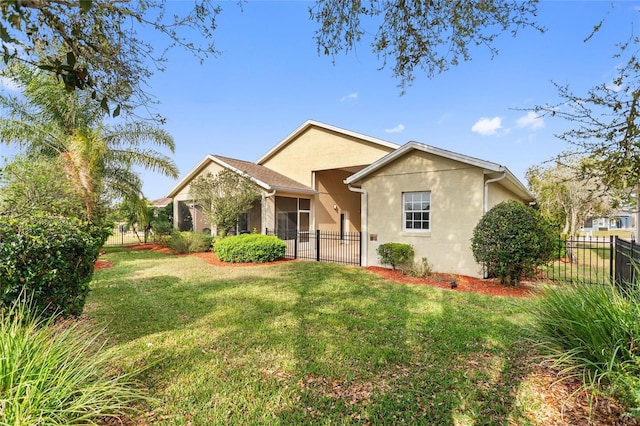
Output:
[89,254,536,424]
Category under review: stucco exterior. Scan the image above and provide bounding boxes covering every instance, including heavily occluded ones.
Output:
[166,121,534,277]
[258,125,397,187]
[360,150,488,277]
[346,142,534,278]
[167,121,397,235]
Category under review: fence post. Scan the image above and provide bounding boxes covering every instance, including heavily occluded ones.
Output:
[358,232,362,266]
[610,235,615,285]
[294,231,298,259]
[316,229,321,262]
[632,238,636,286]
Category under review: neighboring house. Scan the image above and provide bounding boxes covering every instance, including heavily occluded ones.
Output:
[581,210,634,232]
[166,120,534,277]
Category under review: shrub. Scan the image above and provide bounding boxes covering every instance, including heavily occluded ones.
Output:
[408,257,433,278]
[471,200,556,286]
[0,299,146,424]
[532,282,640,415]
[0,214,108,317]
[377,243,414,271]
[214,234,286,263]
[151,219,174,243]
[166,231,213,254]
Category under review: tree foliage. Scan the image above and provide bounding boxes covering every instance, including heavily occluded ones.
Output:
[310,0,542,90]
[189,169,260,237]
[471,200,556,286]
[0,0,220,117]
[0,0,546,112]
[526,157,615,238]
[0,65,178,222]
[532,16,640,192]
[0,155,85,220]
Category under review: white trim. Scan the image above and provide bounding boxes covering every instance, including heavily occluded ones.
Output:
[257,120,399,165]
[402,191,431,232]
[348,184,368,267]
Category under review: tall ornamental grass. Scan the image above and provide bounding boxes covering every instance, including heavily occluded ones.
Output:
[532,281,640,416]
[0,302,146,425]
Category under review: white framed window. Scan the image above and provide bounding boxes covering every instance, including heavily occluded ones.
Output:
[403,192,431,231]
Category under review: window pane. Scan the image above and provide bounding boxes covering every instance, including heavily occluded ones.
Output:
[299,198,311,210]
[403,191,431,231]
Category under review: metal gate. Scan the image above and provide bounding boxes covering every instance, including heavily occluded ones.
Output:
[614,238,640,290]
[266,229,361,266]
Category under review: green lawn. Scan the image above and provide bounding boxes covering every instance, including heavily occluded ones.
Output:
[87,248,541,425]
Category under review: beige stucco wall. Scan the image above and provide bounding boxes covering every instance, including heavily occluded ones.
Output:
[361,151,489,278]
[259,126,395,187]
[487,178,527,209]
[315,169,362,232]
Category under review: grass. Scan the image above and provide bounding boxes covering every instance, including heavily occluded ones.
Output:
[84,247,542,424]
[531,281,640,415]
[0,299,146,425]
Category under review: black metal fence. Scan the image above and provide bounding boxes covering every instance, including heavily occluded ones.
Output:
[266,228,361,266]
[103,229,156,247]
[541,235,640,287]
[614,238,640,290]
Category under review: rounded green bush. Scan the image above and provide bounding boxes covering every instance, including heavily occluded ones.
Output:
[214,234,286,263]
[471,200,556,286]
[376,242,414,270]
[0,214,109,317]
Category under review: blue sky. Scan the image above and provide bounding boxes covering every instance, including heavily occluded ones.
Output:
[2,1,638,201]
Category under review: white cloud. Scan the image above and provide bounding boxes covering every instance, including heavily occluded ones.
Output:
[340,92,358,102]
[0,76,20,92]
[516,111,544,130]
[384,123,405,134]
[606,80,623,93]
[471,117,503,135]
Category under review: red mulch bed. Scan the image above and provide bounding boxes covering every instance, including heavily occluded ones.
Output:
[365,266,536,298]
[94,259,114,270]
[190,251,294,267]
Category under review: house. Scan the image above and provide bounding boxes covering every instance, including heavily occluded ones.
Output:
[166,120,534,277]
[581,210,634,232]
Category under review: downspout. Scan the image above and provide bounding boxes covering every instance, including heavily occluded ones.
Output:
[262,190,276,234]
[484,172,507,213]
[483,171,507,278]
[348,184,368,266]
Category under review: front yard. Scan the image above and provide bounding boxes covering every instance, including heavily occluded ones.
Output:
[85,248,633,425]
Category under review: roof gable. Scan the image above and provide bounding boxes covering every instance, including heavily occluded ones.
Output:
[344,141,534,201]
[166,154,315,198]
[256,120,399,165]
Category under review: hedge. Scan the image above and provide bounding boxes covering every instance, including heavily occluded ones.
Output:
[0,215,109,317]
[214,234,286,263]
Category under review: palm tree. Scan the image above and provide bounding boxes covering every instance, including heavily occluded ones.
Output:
[0,65,178,221]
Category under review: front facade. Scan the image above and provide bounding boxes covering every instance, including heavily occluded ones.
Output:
[344,142,534,277]
[166,121,397,237]
[166,121,534,278]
